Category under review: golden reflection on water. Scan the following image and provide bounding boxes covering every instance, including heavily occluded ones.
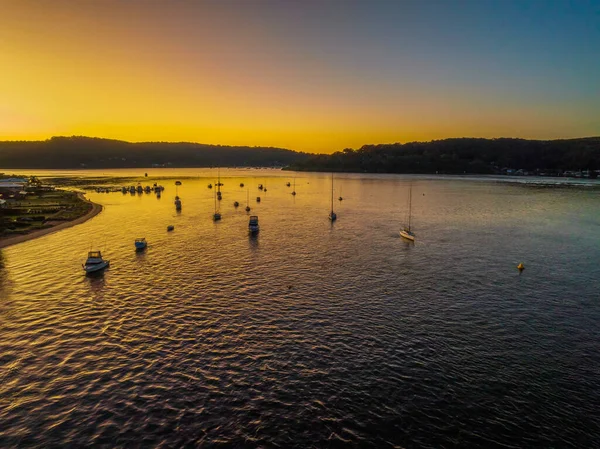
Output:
[0,170,599,447]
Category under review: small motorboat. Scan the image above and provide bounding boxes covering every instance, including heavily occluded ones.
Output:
[82,251,110,274]
[144,186,151,193]
[175,198,182,210]
[167,225,174,231]
[121,186,127,193]
[248,215,259,234]
[137,185,143,193]
[338,196,343,201]
[213,212,222,221]
[256,196,261,202]
[240,183,244,187]
[234,201,240,207]
[258,184,263,190]
[175,181,182,186]
[286,182,291,187]
[208,184,213,189]
[329,211,337,221]
[245,205,251,212]
[135,238,147,250]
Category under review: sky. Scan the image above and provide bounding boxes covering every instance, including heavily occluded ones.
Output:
[0,0,599,153]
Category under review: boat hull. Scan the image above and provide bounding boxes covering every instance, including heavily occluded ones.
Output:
[83,260,110,274]
[399,230,415,241]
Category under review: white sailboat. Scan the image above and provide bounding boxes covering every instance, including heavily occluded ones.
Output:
[213,184,221,221]
[399,185,415,241]
[328,173,337,221]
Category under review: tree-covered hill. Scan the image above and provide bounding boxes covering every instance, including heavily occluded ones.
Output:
[287,137,600,176]
[0,136,310,169]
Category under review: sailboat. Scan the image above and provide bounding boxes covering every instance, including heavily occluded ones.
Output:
[328,173,337,221]
[213,185,221,221]
[399,185,415,241]
[245,187,251,212]
[291,178,296,196]
[216,169,222,201]
[174,182,182,210]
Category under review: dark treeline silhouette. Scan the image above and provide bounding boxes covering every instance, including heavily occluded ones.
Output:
[287,137,600,176]
[0,136,310,168]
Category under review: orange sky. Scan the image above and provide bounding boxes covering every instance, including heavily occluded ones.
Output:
[1,1,598,153]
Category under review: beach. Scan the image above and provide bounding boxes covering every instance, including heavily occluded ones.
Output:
[0,193,102,249]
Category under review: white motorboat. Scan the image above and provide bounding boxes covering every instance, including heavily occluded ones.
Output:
[82,251,110,274]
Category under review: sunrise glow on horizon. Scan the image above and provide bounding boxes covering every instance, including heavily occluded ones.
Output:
[1,0,599,153]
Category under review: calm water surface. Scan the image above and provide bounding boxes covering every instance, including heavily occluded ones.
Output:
[1,170,599,448]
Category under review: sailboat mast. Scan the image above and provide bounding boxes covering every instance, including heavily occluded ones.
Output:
[408,185,412,231]
[331,173,334,213]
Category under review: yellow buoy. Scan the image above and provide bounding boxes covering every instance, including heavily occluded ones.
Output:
[517,263,525,271]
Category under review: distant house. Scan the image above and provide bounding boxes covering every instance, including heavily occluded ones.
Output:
[1,177,28,184]
[0,178,27,196]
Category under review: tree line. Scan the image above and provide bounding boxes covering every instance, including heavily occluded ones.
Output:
[287,137,600,176]
[0,136,310,169]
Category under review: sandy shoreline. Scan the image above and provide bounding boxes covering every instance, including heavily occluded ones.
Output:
[0,193,103,250]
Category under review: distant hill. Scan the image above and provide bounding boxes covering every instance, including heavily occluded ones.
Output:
[287,137,600,176]
[0,136,310,169]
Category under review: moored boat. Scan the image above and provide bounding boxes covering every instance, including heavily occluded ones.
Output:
[248,215,259,234]
[82,251,110,274]
[135,238,147,250]
[328,172,337,221]
[400,185,416,241]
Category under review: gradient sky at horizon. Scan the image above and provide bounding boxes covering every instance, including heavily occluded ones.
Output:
[1,0,599,153]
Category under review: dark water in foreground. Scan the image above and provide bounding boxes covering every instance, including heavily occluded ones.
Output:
[1,171,599,448]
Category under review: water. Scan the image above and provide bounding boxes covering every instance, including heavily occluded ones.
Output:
[1,170,599,448]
